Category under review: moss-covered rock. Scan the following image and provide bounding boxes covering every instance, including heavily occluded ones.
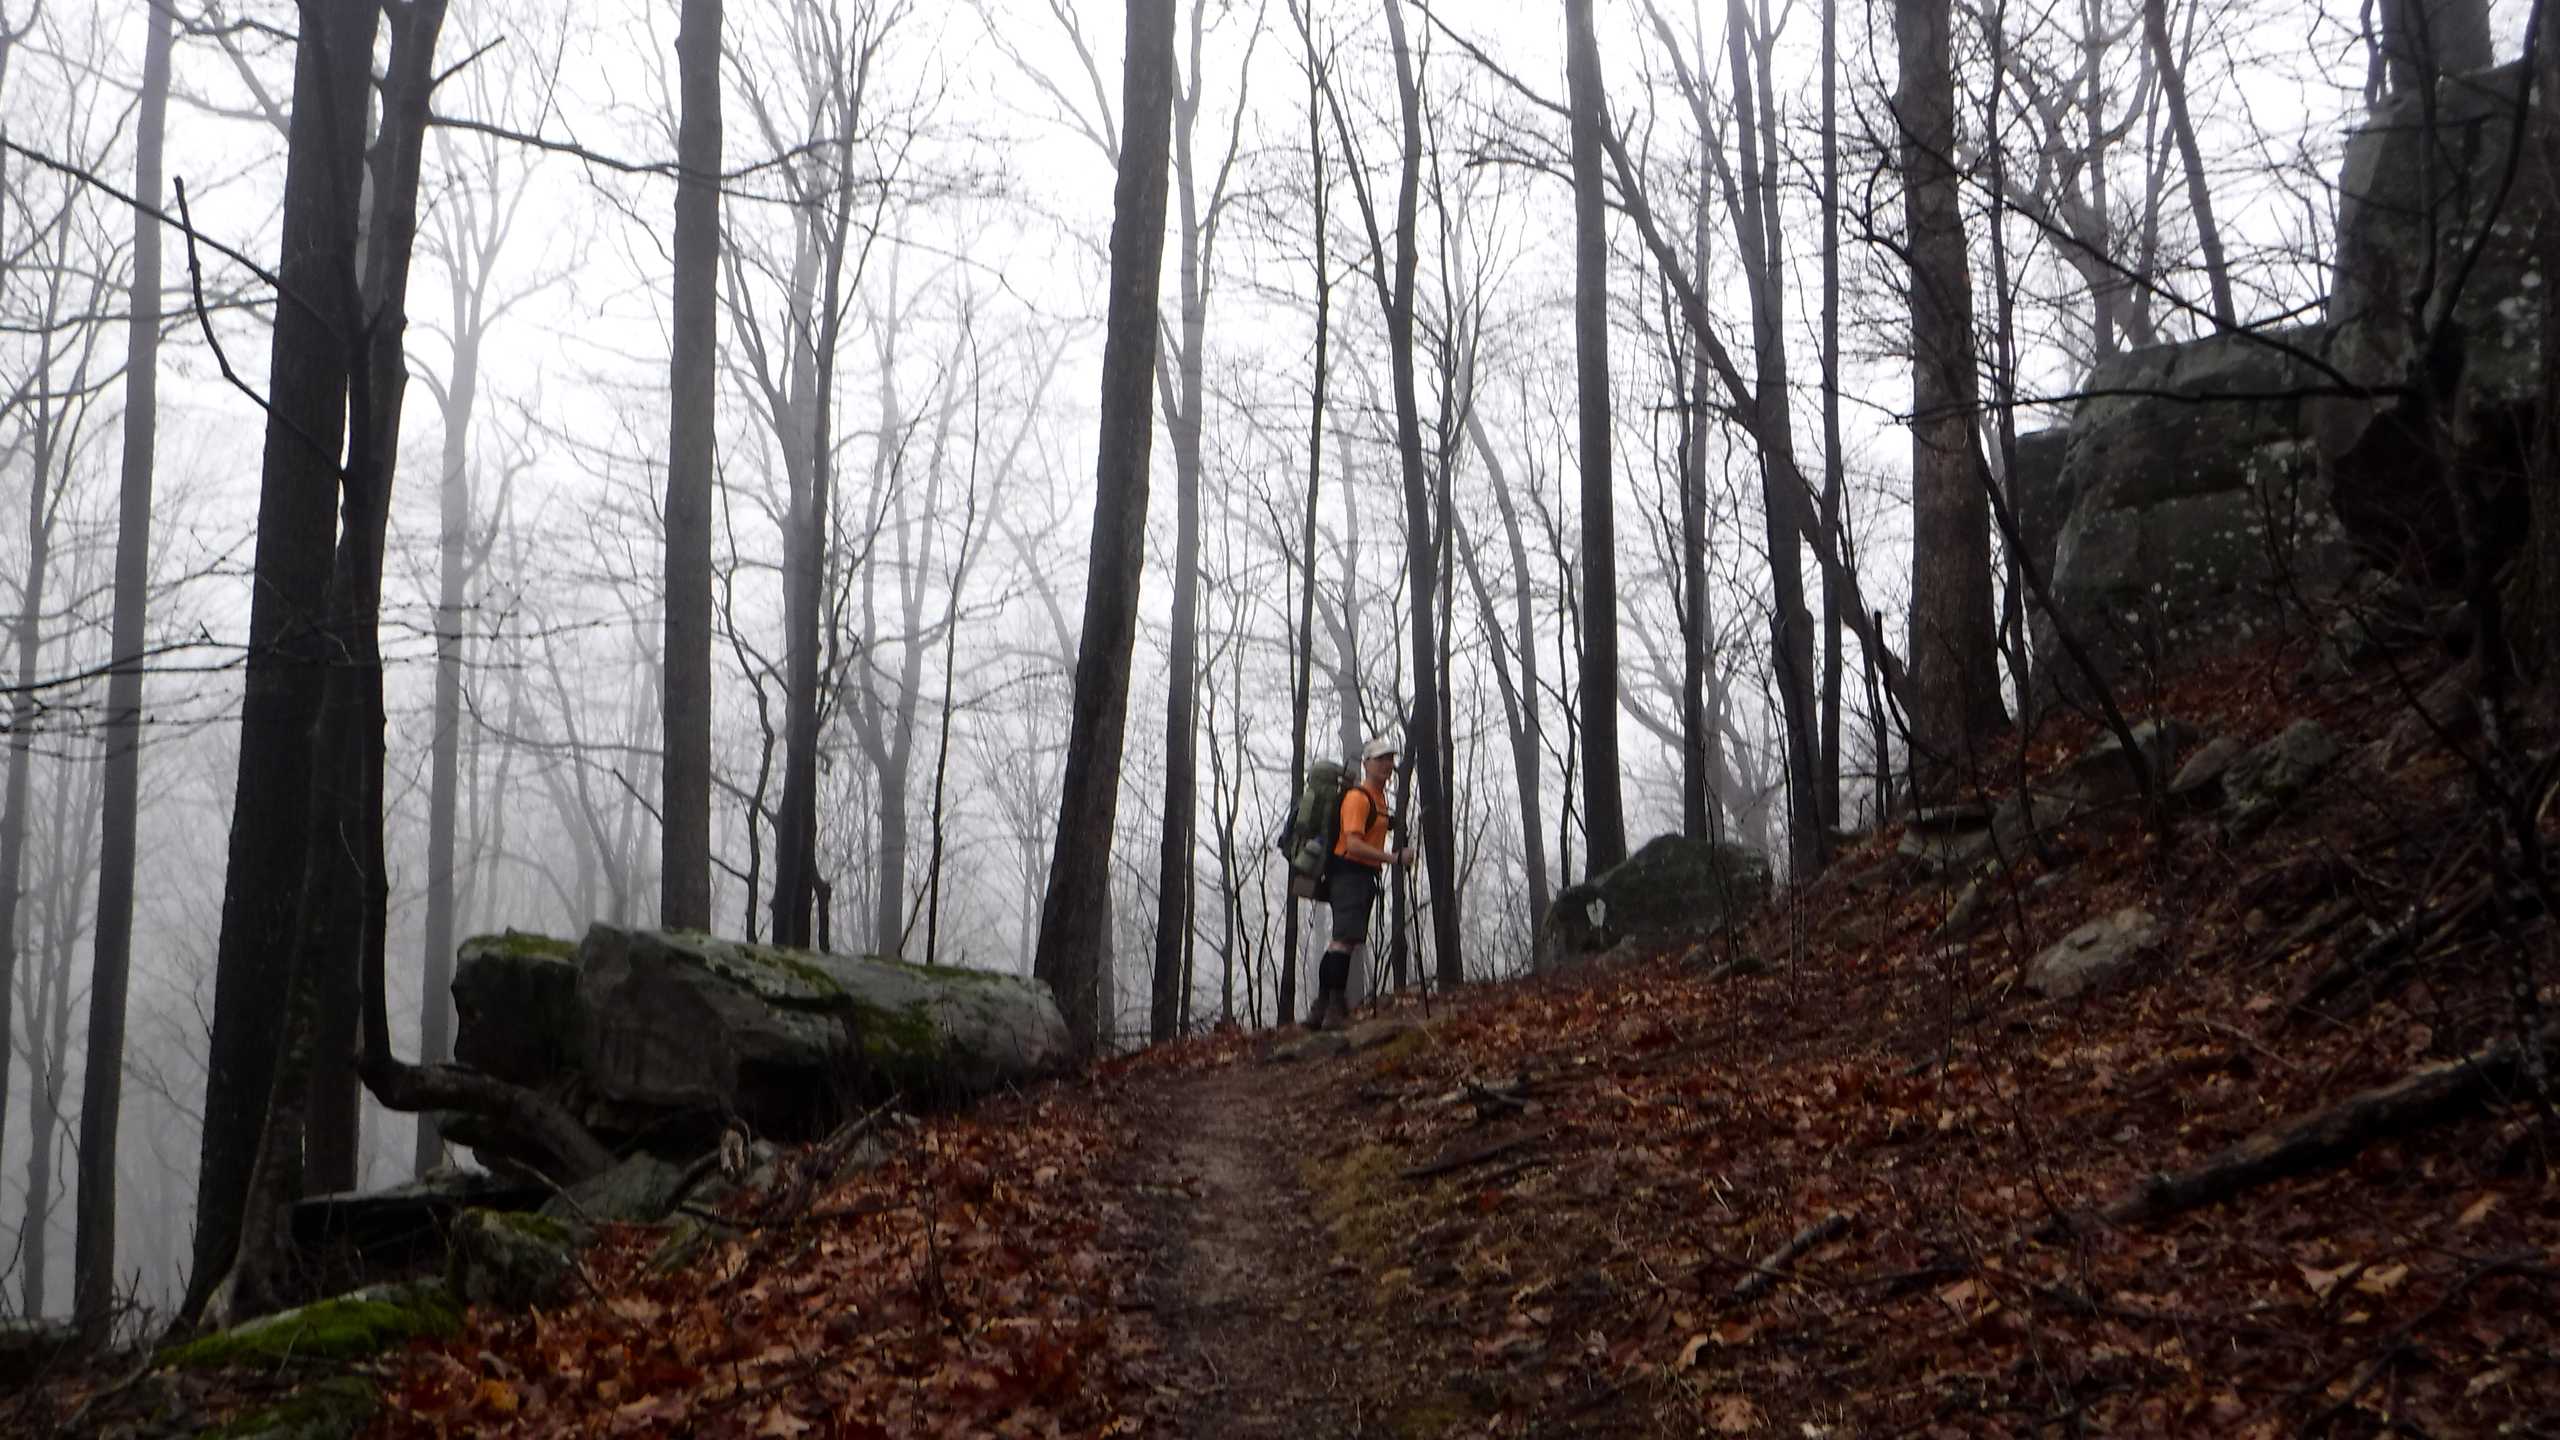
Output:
[447,1207,587,1310]
[452,931,583,1088]
[161,1281,460,1369]
[207,1376,378,1440]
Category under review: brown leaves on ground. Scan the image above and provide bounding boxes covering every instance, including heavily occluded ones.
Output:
[374,1096,1161,1439]
[1220,643,2560,1437]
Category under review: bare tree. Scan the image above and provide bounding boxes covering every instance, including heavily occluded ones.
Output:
[661,0,723,932]
[185,0,376,1322]
[75,0,173,1332]
[1321,0,1462,987]
[1564,0,1627,875]
[1897,0,2006,798]
[1150,0,1259,1044]
[1034,0,1177,1050]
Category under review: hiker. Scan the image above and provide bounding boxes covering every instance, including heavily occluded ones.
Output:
[1314,736,1414,1030]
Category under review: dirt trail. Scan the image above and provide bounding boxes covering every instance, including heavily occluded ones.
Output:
[1123,1060,1397,1439]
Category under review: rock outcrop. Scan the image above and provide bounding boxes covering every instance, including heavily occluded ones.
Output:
[1539,835,1773,970]
[2034,330,2357,694]
[2315,60,2548,587]
[445,924,1071,1166]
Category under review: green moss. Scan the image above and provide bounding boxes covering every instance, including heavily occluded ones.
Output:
[470,929,577,962]
[846,996,948,1083]
[161,1282,461,1369]
[489,1210,578,1246]
[206,1376,379,1439]
[713,940,847,1002]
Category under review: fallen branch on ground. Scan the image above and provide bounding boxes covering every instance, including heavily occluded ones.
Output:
[2091,1023,2557,1230]
[1402,1130,1543,1180]
[1732,1212,1853,1303]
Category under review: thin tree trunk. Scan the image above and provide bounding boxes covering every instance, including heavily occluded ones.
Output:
[1279,7,1330,1030]
[661,0,722,932]
[1357,0,1464,986]
[1460,417,1551,930]
[75,0,174,1330]
[412,269,484,1177]
[1033,0,1177,1052]
[2141,0,2234,329]
[1818,0,1846,828]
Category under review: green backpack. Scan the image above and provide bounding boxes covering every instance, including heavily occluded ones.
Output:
[1276,758,1353,899]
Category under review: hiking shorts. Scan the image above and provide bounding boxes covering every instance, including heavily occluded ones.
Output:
[1325,856,1380,946]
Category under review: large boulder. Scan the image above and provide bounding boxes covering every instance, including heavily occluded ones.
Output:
[1539,835,1773,971]
[448,924,1071,1161]
[2026,908,2163,999]
[2009,425,2076,588]
[2315,61,2547,587]
[2037,329,2358,695]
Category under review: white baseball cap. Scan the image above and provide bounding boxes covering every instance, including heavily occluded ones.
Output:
[1361,736,1399,761]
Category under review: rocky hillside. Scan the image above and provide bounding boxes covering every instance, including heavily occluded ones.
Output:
[9,630,2557,1437]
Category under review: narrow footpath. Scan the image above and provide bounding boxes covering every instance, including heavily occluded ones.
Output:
[1117,1057,1407,1439]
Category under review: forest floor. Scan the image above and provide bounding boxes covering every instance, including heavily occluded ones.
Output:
[12,636,2560,1438]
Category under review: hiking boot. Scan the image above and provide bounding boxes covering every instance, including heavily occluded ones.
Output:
[1328,990,1355,1030]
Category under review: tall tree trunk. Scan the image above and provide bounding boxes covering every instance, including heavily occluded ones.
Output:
[2141,0,2234,329]
[1564,0,1627,876]
[75,0,174,1331]
[1818,0,1847,828]
[1149,23,1211,1045]
[1370,0,1462,986]
[185,0,378,1323]
[1033,0,1177,1052]
[2533,0,2560,684]
[661,0,722,932]
[1280,15,1331,1031]
[413,263,483,1178]
[1720,0,1827,874]
[1897,0,2007,798]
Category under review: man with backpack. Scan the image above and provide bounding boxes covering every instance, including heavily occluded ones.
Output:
[1313,736,1415,1030]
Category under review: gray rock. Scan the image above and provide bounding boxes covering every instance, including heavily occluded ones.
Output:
[2036,329,2356,695]
[1899,791,2074,877]
[447,1208,588,1310]
[2316,61,2549,589]
[451,932,582,1088]
[2055,718,2199,807]
[2222,719,2342,836]
[542,1153,688,1225]
[1344,1016,1419,1052]
[1539,835,1774,971]
[2011,426,2077,588]
[293,1167,546,1273]
[450,925,1073,1159]
[2169,736,2245,798]
[1270,1031,1353,1064]
[2027,908,2162,998]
